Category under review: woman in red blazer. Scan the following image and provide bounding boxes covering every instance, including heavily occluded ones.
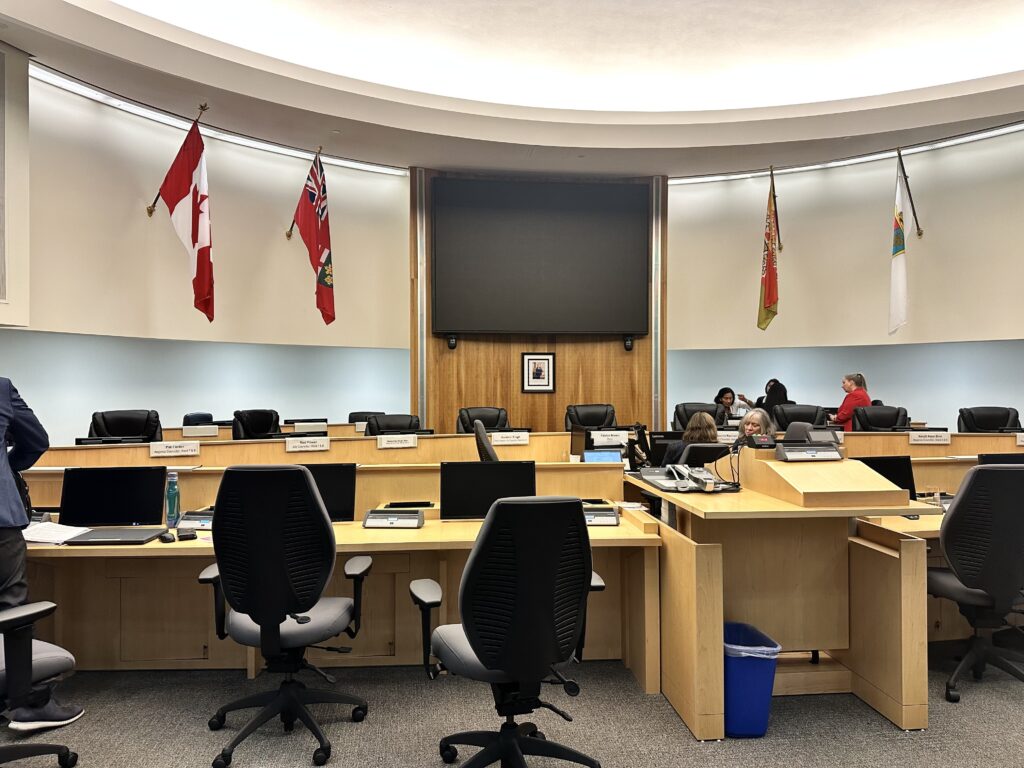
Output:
[834,372,872,432]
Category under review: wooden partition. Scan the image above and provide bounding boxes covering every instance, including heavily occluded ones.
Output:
[410,170,668,433]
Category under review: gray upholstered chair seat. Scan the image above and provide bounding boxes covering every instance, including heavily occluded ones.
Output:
[226,597,354,649]
[0,639,75,693]
[432,624,510,683]
[927,568,994,607]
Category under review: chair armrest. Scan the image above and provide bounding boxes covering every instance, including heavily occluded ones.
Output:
[590,571,605,593]
[343,555,373,638]
[409,579,443,678]
[0,602,57,634]
[197,564,227,640]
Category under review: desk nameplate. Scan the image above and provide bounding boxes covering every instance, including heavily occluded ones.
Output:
[592,430,629,447]
[149,441,200,458]
[1018,433,1024,447]
[377,434,418,449]
[490,431,530,446]
[909,432,952,445]
[285,436,330,453]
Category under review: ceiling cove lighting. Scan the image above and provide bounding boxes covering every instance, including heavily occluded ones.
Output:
[28,63,409,177]
[668,121,1024,185]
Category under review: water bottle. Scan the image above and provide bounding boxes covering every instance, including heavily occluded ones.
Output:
[166,472,180,529]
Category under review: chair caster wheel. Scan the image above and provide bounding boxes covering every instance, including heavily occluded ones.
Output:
[440,743,458,764]
[945,684,961,703]
[351,705,368,722]
[208,714,225,731]
[58,750,79,768]
[282,713,296,732]
[532,731,546,740]
[313,746,331,765]
[212,753,231,768]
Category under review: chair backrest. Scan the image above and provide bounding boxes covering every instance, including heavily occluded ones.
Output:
[672,402,726,430]
[348,410,384,423]
[473,420,500,462]
[364,414,421,436]
[564,404,616,431]
[676,443,729,467]
[212,466,336,658]
[89,409,163,441]
[940,465,1024,613]
[460,496,591,684]
[232,409,281,440]
[773,404,826,430]
[782,421,815,442]
[851,406,909,431]
[457,407,508,434]
[183,411,214,426]
[957,407,1021,432]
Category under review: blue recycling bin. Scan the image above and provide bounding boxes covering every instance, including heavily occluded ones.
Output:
[723,622,781,738]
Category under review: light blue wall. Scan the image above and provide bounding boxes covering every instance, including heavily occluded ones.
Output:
[667,340,1024,429]
[0,330,410,445]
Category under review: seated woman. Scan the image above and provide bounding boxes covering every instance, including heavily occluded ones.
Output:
[833,372,872,432]
[714,387,747,417]
[662,411,718,466]
[739,379,779,410]
[736,408,776,447]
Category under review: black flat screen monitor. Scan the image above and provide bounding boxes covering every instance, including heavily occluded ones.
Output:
[431,177,650,335]
[977,453,1024,465]
[301,463,357,522]
[647,431,683,467]
[857,456,917,498]
[285,418,328,424]
[439,461,536,520]
[59,466,167,527]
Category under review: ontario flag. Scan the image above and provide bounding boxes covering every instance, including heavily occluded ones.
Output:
[757,169,781,330]
[156,121,214,321]
[292,154,335,324]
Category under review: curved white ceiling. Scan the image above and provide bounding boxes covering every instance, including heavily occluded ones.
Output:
[110,0,1024,112]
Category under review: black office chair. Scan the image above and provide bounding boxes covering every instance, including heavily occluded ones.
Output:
[457,407,509,434]
[957,407,1021,432]
[926,465,1024,702]
[0,602,78,767]
[364,414,420,436]
[198,466,372,767]
[870,399,885,407]
[851,406,909,431]
[347,411,384,424]
[89,409,163,442]
[183,412,214,426]
[671,402,726,430]
[232,409,281,440]
[473,420,499,462]
[411,496,601,768]
[782,421,815,442]
[675,443,730,467]
[564,404,616,431]
[773,404,826,430]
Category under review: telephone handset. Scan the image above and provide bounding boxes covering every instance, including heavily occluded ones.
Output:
[667,464,716,491]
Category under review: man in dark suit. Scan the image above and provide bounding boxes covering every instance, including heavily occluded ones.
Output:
[1,377,83,731]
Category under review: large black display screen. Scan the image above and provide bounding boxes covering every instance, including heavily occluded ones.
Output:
[431,177,650,335]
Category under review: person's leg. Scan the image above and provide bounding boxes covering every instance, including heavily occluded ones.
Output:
[0,527,84,731]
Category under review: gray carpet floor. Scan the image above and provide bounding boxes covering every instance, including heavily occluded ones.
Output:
[2,656,1022,768]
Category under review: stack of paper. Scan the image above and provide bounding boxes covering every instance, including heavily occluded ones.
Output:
[22,522,91,544]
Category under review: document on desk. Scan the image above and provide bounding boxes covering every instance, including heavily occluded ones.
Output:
[22,522,91,544]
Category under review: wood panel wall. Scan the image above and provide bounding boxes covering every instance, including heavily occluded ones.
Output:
[410,170,667,433]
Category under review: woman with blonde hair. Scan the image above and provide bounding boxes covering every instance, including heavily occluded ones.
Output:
[661,412,718,466]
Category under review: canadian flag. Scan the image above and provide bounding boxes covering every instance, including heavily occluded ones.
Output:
[157,122,214,321]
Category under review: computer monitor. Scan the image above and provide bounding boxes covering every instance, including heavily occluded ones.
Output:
[59,466,167,527]
[647,431,683,467]
[676,443,730,468]
[439,461,536,520]
[380,429,435,436]
[284,418,328,424]
[301,463,357,522]
[977,453,1024,465]
[856,456,917,498]
[74,436,147,446]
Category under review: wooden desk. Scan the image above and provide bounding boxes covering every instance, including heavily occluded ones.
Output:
[626,451,932,740]
[26,508,661,694]
[35,432,572,469]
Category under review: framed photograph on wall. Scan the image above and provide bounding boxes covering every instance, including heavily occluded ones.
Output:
[522,352,555,393]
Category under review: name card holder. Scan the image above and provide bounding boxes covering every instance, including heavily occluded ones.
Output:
[717,431,739,444]
[181,425,218,438]
[285,436,330,453]
[490,431,530,446]
[591,430,629,447]
[909,431,952,445]
[377,434,418,449]
[150,441,201,458]
[354,421,368,433]
[292,421,327,433]
[1017,433,1024,447]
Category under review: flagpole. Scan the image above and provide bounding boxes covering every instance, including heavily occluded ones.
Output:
[147,104,210,217]
[896,148,924,238]
[286,146,322,240]
[770,166,783,251]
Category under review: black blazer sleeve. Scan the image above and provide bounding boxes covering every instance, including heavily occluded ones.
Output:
[6,380,49,472]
